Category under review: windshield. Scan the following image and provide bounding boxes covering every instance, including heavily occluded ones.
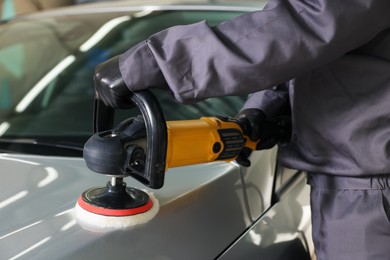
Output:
[0,9,247,155]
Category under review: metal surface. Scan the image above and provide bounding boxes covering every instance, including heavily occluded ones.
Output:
[219,171,313,259]
[0,153,260,259]
[0,150,313,259]
[23,1,264,19]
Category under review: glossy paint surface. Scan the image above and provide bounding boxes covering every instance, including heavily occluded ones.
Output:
[0,150,277,259]
[221,172,313,259]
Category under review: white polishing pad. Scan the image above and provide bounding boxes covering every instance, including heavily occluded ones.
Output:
[74,191,159,232]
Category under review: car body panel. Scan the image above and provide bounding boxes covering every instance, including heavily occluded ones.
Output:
[0,149,279,259]
[220,171,313,260]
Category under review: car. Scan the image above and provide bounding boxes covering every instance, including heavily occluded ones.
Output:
[0,0,314,259]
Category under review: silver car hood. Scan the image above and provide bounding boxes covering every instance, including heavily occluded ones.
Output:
[0,153,252,259]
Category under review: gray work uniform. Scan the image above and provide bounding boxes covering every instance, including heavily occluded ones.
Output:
[118,0,390,259]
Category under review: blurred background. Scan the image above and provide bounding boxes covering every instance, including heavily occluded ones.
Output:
[0,0,109,20]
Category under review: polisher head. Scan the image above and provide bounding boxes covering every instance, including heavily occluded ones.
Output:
[75,179,159,231]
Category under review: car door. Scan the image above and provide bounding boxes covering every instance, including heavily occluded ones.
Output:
[219,150,314,259]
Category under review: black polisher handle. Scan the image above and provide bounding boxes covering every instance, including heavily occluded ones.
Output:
[87,90,167,189]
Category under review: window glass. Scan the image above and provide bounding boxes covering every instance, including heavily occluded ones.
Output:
[0,10,247,153]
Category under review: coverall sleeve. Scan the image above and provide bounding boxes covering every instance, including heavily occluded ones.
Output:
[119,0,390,104]
[241,84,290,118]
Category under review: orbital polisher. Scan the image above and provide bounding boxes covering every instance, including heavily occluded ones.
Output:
[75,89,290,231]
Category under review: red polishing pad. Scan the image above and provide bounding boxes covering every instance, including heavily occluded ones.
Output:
[74,187,160,231]
[77,195,153,216]
[77,182,153,217]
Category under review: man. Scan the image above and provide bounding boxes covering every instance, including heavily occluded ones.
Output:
[94,0,390,259]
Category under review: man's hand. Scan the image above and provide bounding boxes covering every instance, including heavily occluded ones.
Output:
[237,108,291,150]
[94,56,133,109]
[235,108,291,167]
[236,108,266,141]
